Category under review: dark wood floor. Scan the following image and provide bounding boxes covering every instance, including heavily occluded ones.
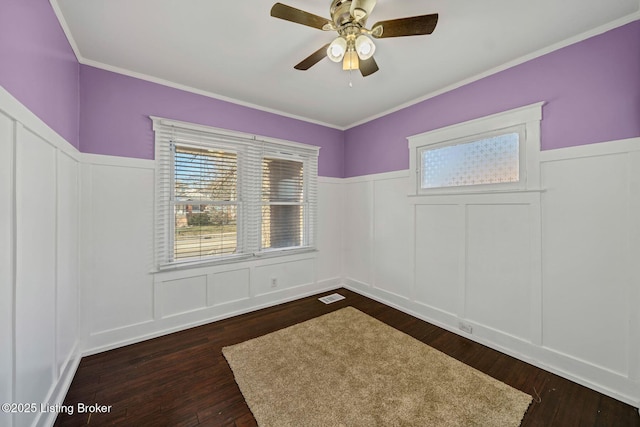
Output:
[55,288,639,426]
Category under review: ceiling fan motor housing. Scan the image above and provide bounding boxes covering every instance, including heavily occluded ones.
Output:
[331,0,367,27]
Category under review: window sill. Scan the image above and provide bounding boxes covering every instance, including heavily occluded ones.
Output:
[408,188,546,205]
[151,247,318,274]
[409,188,546,198]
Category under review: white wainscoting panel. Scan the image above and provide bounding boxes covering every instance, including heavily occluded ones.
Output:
[316,178,343,283]
[1,85,82,427]
[414,204,461,315]
[0,110,14,427]
[15,126,58,421]
[56,152,79,374]
[629,151,640,387]
[159,275,208,318]
[81,155,342,354]
[541,153,630,376]
[253,258,315,297]
[209,268,251,306]
[373,176,413,299]
[343,181,373,286]
[466,204,532,341]
[85,163,155,334]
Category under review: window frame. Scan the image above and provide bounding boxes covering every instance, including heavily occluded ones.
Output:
[408,102,544,196]
[151,117,319,271]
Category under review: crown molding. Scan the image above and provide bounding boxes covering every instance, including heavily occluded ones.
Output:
[49,0,82,63]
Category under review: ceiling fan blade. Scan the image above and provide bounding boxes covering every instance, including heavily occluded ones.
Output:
[294,44,331,70]
[270,3,331,30]
[359,56,379,77]
[371,13,438,38]
[350,0,377,21]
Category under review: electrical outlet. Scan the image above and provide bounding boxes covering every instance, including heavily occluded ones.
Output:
[458,322,473,334]
[270,277,278,288]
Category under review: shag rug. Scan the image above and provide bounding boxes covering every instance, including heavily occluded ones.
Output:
[222,307,531,427]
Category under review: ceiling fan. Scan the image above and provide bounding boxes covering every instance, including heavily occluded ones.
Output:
[270,0,438,77]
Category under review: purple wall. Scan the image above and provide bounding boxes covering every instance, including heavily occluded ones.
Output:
[79,66,345,178]
[0,0,79,148]
[2,2,637,179]
[344,20,640,177]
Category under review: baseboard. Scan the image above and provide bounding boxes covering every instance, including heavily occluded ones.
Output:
[34,343,82,427]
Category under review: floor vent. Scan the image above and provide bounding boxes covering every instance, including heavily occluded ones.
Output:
[318,293,345,304]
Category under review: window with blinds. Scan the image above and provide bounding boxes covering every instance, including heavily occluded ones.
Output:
[174,146,238,261]
[152,117,319,269]
[261,157,304,250]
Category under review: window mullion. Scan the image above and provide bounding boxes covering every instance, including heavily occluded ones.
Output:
[242,144,262,255]
[168,143,176,263]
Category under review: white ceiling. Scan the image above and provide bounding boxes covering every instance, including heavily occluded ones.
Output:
[53,0,639,129]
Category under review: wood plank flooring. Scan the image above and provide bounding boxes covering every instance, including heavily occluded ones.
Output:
[55,288,639,426]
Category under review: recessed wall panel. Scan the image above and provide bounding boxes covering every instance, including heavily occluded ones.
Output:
[15,128,57,416]
[0,112,14,426]
[415,204,461,314]
[209,268,250,306]
[542,154,629,375]
[466,204,531,340]
[254,258,314,296]
[373,178,412,296]
[88,164,154,333]
[56,153,79,372]
[343,181,372,284]
[316,181,342,281]
[159,275,207,318]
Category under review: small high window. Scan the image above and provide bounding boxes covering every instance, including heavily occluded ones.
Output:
[408,103,543,195]
[420,129,521,190]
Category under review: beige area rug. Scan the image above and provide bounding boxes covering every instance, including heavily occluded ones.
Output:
[222,307,532,427]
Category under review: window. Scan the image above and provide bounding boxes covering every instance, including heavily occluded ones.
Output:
[173,146,238,261]
[408,103,543,195]
[152,117,319,269]
[261,157,305,250]
[420,129,521,189]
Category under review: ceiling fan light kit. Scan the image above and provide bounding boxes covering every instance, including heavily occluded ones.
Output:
[327,36,348,62]
[355,34,375,59]
[270,0,438,77]
[327,32,375,71]
[342,50,359,71]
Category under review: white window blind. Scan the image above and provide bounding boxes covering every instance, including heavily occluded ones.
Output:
[173,146,238,261]
[261,157,305,250]
[152,117,319,269]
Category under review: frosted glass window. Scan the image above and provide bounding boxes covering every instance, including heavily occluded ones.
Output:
[420,133,519,189]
